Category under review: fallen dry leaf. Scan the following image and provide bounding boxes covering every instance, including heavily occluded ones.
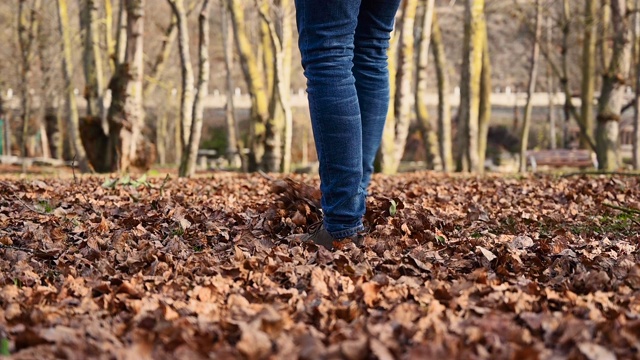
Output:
[577,342,617,360]
[477,246,497,262]
[0,173,638,359]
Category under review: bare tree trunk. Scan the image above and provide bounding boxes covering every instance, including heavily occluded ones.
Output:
[519,0,542,173]
[635,0,640,169]
[391,0,418,173]
[601,0,612,72]
[597,0,632,171]
[56,0,91,172]
[513,0,594,151]
[512,86,519,133]
[260,0,274,104]
[179,0,211,177]
[0,95,5,155]
[547,14,556,150]
[379,25,400,174]
[38,4,58,159]
[53,99,64,159]
[221,0,242,169]
[104,0,116,74]
[115,0,127,67]
[145,2,197,99]
[258,0,293,173]
[431,12,454,173]
[580,0,597,150]
[260,2,282,173]
[281,0,294,174]
[18,0,41,161]
[144,15,178,98]
[80,0,106,123]
[80,0,109,168]
[157,96,168,165]
[457,0,484,173]
[107,0,145,173]
[105,0,125,168]
[477,20,491,174]
[228,0,269,171]
[301,123,309,167]
[561,0,571,148]
[167,0,195,161]
[3,94,12,156]
[415,0,441,171]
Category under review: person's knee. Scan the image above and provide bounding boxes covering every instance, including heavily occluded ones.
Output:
[302,49,354,84]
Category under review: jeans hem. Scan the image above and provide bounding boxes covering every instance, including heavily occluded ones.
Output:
[326,223,365,239]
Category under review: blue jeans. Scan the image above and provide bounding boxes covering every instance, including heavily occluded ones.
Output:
[295,0,400,238]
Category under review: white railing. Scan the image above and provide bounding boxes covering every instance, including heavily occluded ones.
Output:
[3,89,634,111]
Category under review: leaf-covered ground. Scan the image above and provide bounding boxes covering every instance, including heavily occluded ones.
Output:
[1,172,639,359]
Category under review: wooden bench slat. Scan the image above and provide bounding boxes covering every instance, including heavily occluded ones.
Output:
[525,149,597,171]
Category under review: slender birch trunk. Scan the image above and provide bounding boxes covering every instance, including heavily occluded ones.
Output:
[281,0,293,173]
[561,0,570,148]
[3,96,11,156]
[18,0,41,160]
[180,0,210,177]
[167,0,195,159]
[519,0,542,173]
[392,0,418,173]
[104,0,116,74]
[415,0,441,171]
[221,0,242,169]
[260,1,274,104]
[379,25,400,174]
[228,0,269,171]
[457,0,484,173]
[596,0,632,171]
[157,95,168,165]
[431,12,454,172]
[547,15,556,150]
[0,97,5,155]
[115,0,127,67]
[126,0,145,171]
[601,0,612,72]
[477,19,491,174]
[56,0,91,172]
[36,24,51,159]
[581,0,597,150]
[547,67,557,149]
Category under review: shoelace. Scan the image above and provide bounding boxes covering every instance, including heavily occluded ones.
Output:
[307,220,323,234]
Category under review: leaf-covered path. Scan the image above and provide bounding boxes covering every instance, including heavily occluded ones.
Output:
[1,173,639,359]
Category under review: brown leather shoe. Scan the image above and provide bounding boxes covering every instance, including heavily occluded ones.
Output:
[302,221,363,250]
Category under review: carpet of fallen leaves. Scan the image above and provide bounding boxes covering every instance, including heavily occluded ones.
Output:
[1,172,639,360]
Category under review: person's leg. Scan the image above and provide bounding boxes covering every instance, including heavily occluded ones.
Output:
[353,0,401,192]
[295,0,365,238]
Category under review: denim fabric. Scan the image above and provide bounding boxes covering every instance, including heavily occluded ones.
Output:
[295,0,400,238]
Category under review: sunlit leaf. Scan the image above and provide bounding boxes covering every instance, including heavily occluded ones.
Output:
[101,178,118,188]
[0,338,9,356]
[389,199,397,217]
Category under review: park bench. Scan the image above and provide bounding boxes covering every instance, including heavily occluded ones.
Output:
[197,148,249,170]
[197,149,219,169]
[526,149,597,172]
